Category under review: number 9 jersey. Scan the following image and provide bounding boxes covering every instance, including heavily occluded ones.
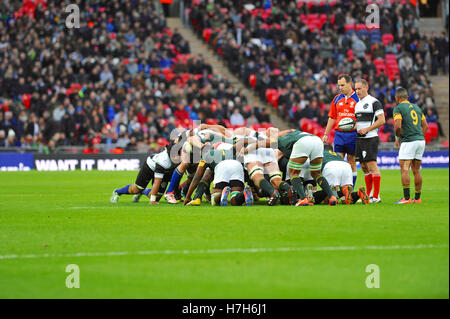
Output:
[392,101,425,142]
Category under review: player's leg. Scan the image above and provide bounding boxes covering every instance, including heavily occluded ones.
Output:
[367,160,381,202]
[347,153,357,187]
[164,161,189,203]
[111,161,153,203]
[266,162,294,204]
[310,158,337,206]
[308,136,337,206]
[227,160,250,206]
[395,159,412,204]
[187,168,213,205]
[247,161,279,206]
[288,156,309,205]
[411,159,423,203]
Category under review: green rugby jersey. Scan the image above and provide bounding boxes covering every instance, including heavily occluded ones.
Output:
[321,150,345,170]
[277,131,312,158]
[393,101,425,142]
[200,148,235,170]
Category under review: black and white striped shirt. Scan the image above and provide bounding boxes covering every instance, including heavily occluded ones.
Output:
[355,95,384,139]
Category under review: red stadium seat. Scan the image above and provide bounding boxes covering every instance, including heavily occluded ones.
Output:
[382,33,394,46]
[428,123,438,139]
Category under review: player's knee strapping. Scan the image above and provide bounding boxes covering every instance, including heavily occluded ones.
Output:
[269,171,282,183]
[249,166,264,180]
[288,160,303,171]
[309,163,322,171]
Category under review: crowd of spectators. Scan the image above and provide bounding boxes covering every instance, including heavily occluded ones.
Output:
[188,0,448,142]
[0,0,271,153]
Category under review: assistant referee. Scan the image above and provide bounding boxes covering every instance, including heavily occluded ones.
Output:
[354,79,385,203]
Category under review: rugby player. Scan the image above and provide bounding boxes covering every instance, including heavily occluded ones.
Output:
[185,143,253,206]
[354,79,385,203]
[393,87,428,204]
[110,136,182,204]
[242,130,337,206]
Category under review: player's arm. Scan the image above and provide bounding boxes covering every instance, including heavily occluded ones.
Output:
[359,105,385,135]
[149,177,162,205]
[421,114,428,136]
[278,129,295,136]
[393,111,402,149]
[199,124,228,137]
[241,138,272,155]
[183,161,206,205]
[188,135,203,149]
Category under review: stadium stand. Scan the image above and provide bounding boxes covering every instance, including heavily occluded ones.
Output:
[0,0,273,153]
[187,0,448,143]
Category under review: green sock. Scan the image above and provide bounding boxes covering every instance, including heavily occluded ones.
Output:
[278,181,291,193]
[316,175,333,198]
[193,181,208,200]
[403,187,410,200]
[258,178,275,197]
[291,177,306,200]
[415,192,421,200]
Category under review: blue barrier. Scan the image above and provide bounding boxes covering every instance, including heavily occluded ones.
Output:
[377,151,449,169]
[0,153,34,171]
[0,151,448,171]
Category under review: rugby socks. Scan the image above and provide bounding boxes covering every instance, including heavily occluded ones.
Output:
[403,185,410,200]
[316,175,333,198]
[415,191,421,200]
[116,184,132,195]
[142,188,152,197]
[372,173,381,198]
[291,176,306,200]
[364,173,373,197]
[352,171,357,187]
[258,178,276,197]
[193,181,208,200]
[278,181,291,193]
[166,168,183,194]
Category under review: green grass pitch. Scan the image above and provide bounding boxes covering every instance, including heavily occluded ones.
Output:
[0,169,448,299]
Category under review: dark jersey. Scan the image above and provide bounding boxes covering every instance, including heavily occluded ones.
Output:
[393,102,425,142]
[321,150,345,170]
[277,131,312,158]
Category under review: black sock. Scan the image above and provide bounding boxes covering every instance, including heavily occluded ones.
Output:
[351,192,359,204]
[415,192,421,200]
[337,190,344,198]
[232,192,245,206]
[313,190,327,204]
[291,176,306,199]
[193,181,207,200]
[403,187,410,200]
[278,181,291,193]
[258,178,275,197]
[316,175,333,198]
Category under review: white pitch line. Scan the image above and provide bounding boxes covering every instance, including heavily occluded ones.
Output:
[0,244,447,260]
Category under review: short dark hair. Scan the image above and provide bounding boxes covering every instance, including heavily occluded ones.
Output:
[338,74,352,83]
[395,87,409,100]
[323,144,333,151]
[356,79,369,87]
